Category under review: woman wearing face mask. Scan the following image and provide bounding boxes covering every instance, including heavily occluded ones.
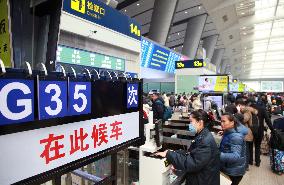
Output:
[220,113,248,185]
[155,109,220,185]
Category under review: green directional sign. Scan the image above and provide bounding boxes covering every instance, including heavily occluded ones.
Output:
[56,45,125,71]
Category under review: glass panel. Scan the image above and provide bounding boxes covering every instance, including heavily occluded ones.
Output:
[59,156,112,185]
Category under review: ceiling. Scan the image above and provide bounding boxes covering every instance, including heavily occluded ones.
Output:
[116,0,224,53]
[116,0,284,80]
[200,0,284,80]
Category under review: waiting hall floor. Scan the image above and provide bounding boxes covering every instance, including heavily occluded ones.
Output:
[240,155,284,185]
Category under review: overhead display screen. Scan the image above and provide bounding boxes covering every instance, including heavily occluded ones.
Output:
[56,45,125,71]
[141,37,181,73]
[229,82,239,92]
[198,76,229,92]
[261,81,283,92]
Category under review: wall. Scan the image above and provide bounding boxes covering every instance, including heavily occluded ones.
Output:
[143,82,175,93]
[175,67,216,94]
[140,67,175,80]
[58,31,140,75]
[176,75,199,94]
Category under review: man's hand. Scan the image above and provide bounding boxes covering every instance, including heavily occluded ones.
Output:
[154,150,168,158]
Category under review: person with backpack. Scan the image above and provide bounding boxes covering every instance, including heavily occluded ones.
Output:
[151,93,165,120]
[151,92,172,121]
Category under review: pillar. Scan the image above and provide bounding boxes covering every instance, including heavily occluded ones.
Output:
[211,48,225,73]
[148,0,178,45]
[182,14,207,58]
[202,35,218,62]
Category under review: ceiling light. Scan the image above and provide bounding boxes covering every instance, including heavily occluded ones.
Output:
[174,48,176,50]
[244,47,247,50]
[124,9,127,12]
[198,6,201,10]
[168,36,171,39]
[242,26,246,29]
[137,3,140,6]
[241,12,245,15]
[240,3,244,6]
[182,45,183,48]
[178,32,180,35]
[185,11,188,14]
[243,32,247,35]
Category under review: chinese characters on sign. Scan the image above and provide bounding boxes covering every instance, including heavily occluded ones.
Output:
[127,83,138,108]
[40,120,123,164]
[0,0,12,67]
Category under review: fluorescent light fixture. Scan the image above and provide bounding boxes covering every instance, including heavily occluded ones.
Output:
[241,12,245,15]
[137,3,140,6]
[185,11,188,14]
[124,9,127,12]
[178,32,180,35]
[240,3,244,6]
[243,32,247,35]
[242,27,246,29]
[198,6,201,9]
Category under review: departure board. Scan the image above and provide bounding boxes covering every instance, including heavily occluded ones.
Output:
[141,37,181,73]
[56,45,125,71]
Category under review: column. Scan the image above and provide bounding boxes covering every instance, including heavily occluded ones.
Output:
[203,35,218,62]
[148,0,178,45]
[182,14,207,58]
[211,49,225,72]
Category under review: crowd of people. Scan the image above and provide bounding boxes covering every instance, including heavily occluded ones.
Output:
[142,91,276,185]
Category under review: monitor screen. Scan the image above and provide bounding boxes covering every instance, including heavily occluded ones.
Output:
[141,37,181,73]
[206,96,223,108]
[198,76,229,92]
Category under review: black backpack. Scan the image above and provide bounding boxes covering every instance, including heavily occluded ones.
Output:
[251,114,260,136]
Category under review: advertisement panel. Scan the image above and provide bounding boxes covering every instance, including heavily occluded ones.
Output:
[141,37,181,73]
[198,76,228,92]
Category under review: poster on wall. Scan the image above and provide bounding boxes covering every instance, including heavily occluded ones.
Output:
[141,37,181,73]
[0,0,12,67]
[198,75,229,92]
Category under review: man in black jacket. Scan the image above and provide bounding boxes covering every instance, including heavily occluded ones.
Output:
[151,93,165,120]
[248,99,273,167]
[155,110,220,185]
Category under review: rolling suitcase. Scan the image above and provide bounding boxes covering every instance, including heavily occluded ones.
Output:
[270,118,284,174]
[261,131,270,155]
[270,148,284,174]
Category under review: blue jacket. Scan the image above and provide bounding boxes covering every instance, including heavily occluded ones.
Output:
[166,128,220,185]
[220,124,248,176]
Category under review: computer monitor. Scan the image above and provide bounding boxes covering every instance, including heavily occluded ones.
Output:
[154,120,163,147]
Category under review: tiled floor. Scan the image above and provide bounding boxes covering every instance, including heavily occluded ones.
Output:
[240,155,284,185]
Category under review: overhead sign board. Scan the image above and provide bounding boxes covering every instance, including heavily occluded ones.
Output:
[0,112,139,185]
[0,73,143,185]
[175,59,204,69]
[56,45,125,71]
[63,0,141,40]
[141,37,181,73]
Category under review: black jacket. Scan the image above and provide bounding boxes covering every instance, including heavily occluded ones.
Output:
[152,98,164,120]
[254,104,273,135]
[166,128,220,185]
